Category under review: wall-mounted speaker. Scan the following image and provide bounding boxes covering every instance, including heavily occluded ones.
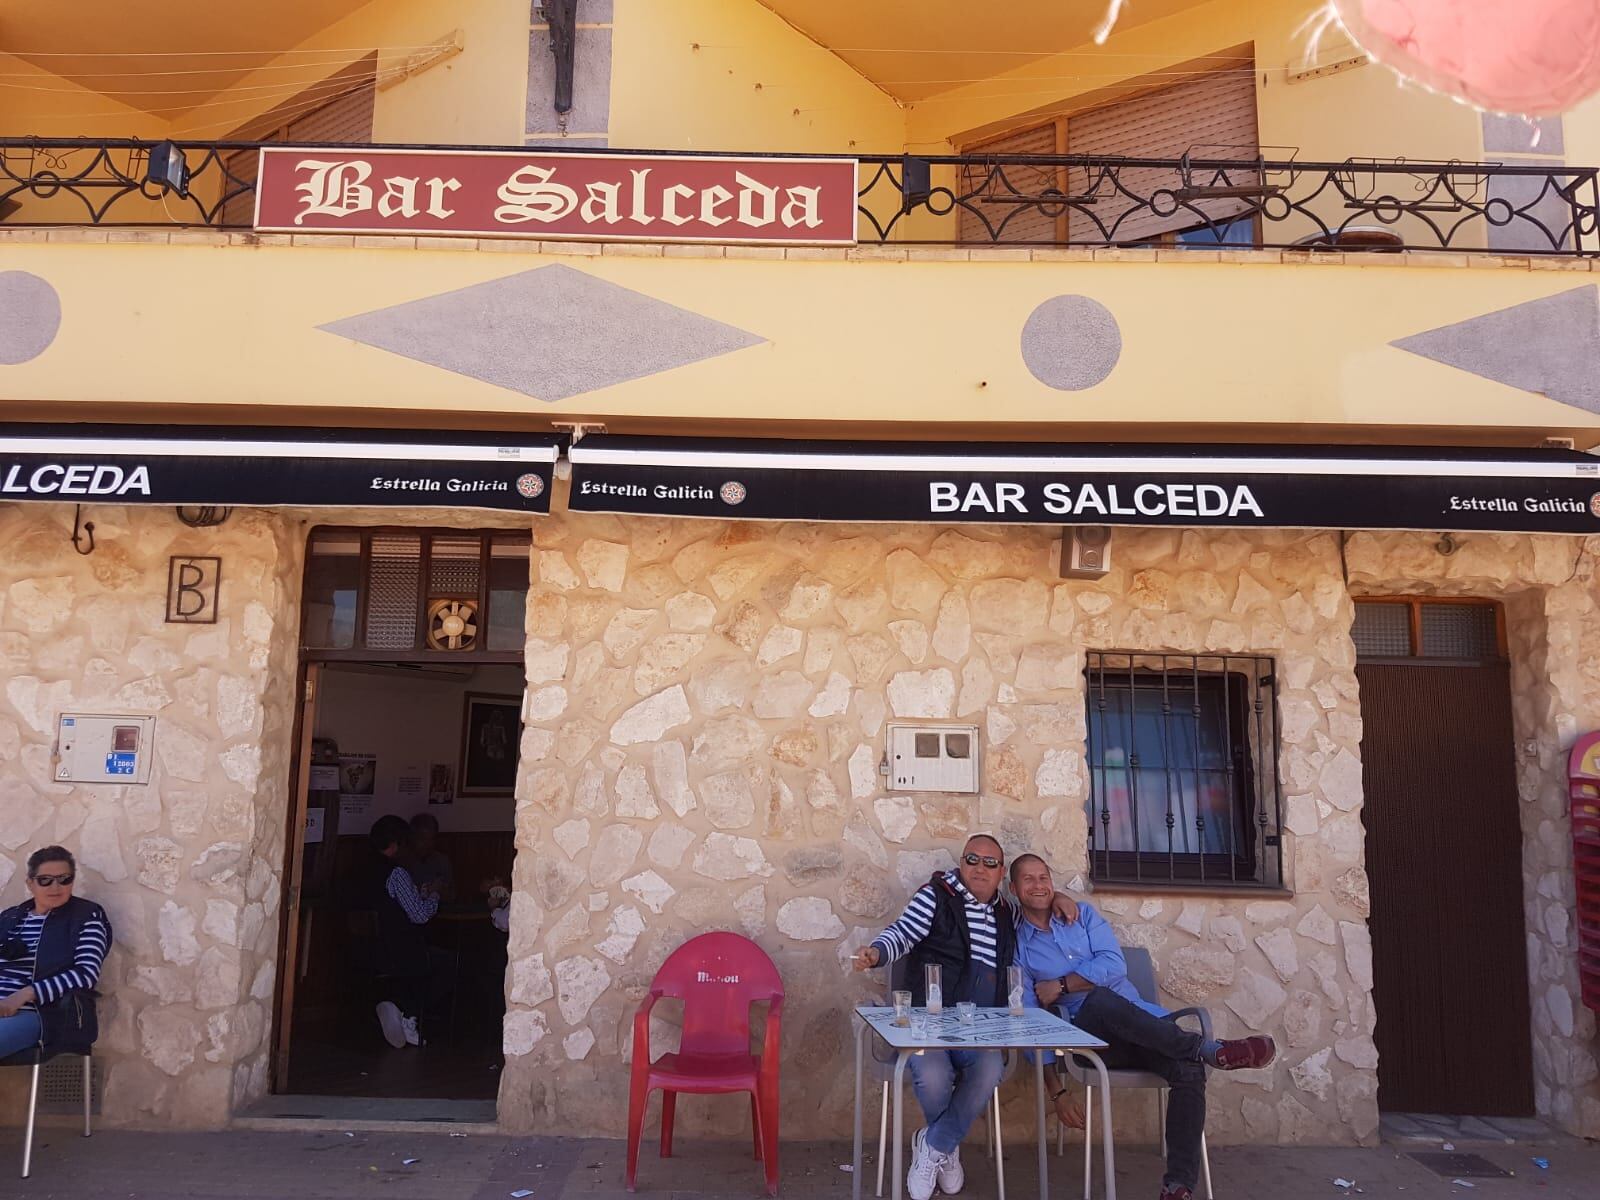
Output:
[1060,526,1112,578]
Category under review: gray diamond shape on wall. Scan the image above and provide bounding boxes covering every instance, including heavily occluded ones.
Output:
[318,264,765,402]
[1391,284,1600,415]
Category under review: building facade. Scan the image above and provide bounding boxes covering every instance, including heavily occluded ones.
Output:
[1,0,1597,1145]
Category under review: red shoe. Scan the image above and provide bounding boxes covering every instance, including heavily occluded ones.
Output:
[1212,1035,1276,1070]
[1159,1184,1193,1200]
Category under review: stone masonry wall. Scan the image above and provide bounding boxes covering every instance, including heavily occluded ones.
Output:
[497,518,1383,1144]
[5,502,1590,1141]
[0,503,302,1126]
[1345,532,1600,1137]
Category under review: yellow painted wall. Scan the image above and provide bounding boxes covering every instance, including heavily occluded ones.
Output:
[608,0,905,153]
[167,0,527,143]
[0,53,176,224]
[2,240,1596,444]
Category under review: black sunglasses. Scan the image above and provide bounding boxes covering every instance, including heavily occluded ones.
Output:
[31,873,74,887]
[961,853,1002,869]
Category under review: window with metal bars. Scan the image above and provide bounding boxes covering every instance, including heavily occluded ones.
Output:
[300,527,530,659]
[1085,652,1284,888]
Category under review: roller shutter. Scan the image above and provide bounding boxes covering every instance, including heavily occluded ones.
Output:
[958,121,1061,244]
[221,70,375,227]
[1066,64,1259,243]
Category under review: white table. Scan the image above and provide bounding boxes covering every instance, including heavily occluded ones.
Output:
[851,1005,1118,1200]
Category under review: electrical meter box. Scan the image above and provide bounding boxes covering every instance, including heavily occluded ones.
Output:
[56,714,156,785]
[887,723,980,793]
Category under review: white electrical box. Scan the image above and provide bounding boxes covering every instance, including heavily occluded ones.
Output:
[55,714,156,785]
[887,723,981,793]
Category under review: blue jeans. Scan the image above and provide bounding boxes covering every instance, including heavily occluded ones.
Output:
[1072,987,1206,1191]
[0,1011,43,1059]
[907,1048,1006,1156]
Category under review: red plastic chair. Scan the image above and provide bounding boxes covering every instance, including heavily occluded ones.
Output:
[626,932,784,1195]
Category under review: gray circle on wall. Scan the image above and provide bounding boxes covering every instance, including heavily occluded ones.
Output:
[1020,294,1122,390]
[0,271,62,364]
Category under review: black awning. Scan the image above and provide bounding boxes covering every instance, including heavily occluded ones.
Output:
[568,436,1600,534]
[0,424,560,513]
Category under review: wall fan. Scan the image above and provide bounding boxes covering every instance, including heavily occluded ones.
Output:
[426,598,479,650]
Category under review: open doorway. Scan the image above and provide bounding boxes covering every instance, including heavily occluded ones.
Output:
[270,527,529,1115]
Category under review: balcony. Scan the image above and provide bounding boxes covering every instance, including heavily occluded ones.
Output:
[3,137,1596,257]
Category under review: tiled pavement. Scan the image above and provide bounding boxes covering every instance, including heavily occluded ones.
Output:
[2,1123,1597,1200]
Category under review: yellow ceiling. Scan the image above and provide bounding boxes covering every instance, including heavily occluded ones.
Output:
[0,0,375,118]
[756,0,1212,101]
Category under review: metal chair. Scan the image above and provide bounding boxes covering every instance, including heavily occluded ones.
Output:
[871,954,1015,1200]
[869,1039,1017,1200]
[1,1044,93,1178]
[1054,947,1214,1199]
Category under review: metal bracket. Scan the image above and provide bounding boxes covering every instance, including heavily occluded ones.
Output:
[538,0,580,115]
[551,421,607,444]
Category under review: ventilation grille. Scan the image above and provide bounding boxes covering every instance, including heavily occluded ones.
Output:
[1352,603,1411,658]
[1353,600,1503,661]
[429,536,483,598]
[365,533,422,650]
[37,1056,100,1113]
[1420,604,1499,660]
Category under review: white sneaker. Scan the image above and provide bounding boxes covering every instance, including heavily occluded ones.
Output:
[401,1015,421,1046]
[908,1128,943,1200]
[936,1143,964,1195]
[376,1001,405,1049]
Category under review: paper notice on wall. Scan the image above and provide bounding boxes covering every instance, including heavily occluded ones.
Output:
[396,763,425,798]
[304,806,326,844]
[428,762,454,806]
[309,763,340,792]
[338,753,377,823]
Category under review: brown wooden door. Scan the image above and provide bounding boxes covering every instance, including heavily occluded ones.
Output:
[272,663,321,1090]
[1356,660,1534,1114]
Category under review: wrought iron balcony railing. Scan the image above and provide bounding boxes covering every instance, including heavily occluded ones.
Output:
[2,137,1596,256]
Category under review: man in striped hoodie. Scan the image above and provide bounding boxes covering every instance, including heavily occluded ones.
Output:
[852,835,1075,1200]
[0,846,113,1059]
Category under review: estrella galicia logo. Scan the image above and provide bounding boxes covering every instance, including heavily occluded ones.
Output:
[1590,492,1600,519]
[516,472,546,500]
[719,481,747,506]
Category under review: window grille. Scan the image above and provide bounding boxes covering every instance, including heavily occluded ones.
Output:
[300,528,530,658]
[1085,652,1283,888]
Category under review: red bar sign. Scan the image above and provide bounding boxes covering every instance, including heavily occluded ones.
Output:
[253,147,859,245]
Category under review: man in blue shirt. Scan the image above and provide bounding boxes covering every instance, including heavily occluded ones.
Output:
[1010,854,1275,1200]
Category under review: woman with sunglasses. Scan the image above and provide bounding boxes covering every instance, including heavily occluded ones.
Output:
[0,846,113,1059]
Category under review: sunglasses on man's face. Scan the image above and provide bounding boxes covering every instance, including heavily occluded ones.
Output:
[961,853,1002,870]
[32,874,74,888]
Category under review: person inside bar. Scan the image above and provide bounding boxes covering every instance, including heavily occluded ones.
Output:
[407,812,455,903]
[1009,853,1276,1200]
[367,815,450,1049]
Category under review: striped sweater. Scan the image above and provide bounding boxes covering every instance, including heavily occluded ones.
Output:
[870,871,1007,969]
[0,909,111,1010]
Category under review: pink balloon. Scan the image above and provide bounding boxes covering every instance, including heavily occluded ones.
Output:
[1333,0,1600,115]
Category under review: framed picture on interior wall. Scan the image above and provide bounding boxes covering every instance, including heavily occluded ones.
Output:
[459,692,520,797]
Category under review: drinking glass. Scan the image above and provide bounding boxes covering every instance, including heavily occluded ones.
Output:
[909,1013,930,1040]
[956,1001,977,1025]
[1008,965,1026,1016]
[924,964,943,1014]
[892,990,913,1027]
